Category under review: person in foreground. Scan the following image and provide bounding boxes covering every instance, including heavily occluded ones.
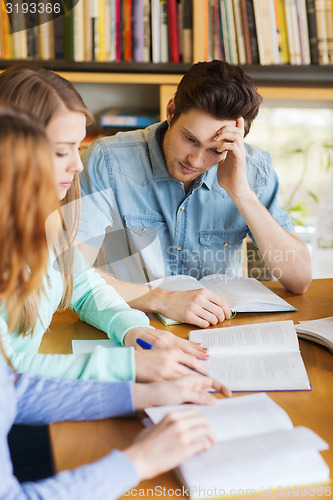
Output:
[79,60,312,327]
[0,103,232,498]
[0,65,208,382]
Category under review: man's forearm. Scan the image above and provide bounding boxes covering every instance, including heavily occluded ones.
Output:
[233,190,312,294]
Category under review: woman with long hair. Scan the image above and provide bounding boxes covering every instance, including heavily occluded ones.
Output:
[0,103,230,498]
[0,64,209,383]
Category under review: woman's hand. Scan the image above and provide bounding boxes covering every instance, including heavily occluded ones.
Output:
[132,374,232,409]
[124,327,209,360]
[134,349,208,382]
[124,409,215,480]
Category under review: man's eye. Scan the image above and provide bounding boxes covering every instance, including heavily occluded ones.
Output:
[210,149,221,155]
[185,135,196,143]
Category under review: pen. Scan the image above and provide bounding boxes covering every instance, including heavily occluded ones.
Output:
[136,338,153,349]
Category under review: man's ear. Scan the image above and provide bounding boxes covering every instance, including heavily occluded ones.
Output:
[166,99,176,125]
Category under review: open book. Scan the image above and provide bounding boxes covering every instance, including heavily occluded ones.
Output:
[296,316,333,353]
[145,393,329,499]
[148,275,296,325]
[188,320,310,391]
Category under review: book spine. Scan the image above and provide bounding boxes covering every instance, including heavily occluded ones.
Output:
[63,4,74,60]
[142,0,151,61]
[53,14,64,59]
[296,0,311,64]
[104,0,112,60]
[74,0,85,61]
[115,0,122,61]
[314,0,329,64]
[213,0,222,60]
[208,0,215,60]
[225,0,239,63]
[268,0,281,63]
[245,0,260,63]
[305,0,319,64]
[240,0,252,63]
[275,0,290,63]
[168,0,180,62]
[181,0,193,62]
[123,0,133,61]
[233,0,247,63]
[83,0,93,60]
[220,0,231,62]
[133,0,144,61]
[159,0,168,62]
[151,0,160,62]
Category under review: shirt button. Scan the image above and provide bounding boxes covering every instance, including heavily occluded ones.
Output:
[141,227,147,233]
[180,207,185,211]
[177,246,182,251]
[196,180,200,185]
[223,242,228,247]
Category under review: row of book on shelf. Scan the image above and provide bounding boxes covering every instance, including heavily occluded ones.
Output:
[198,0,333,66]
[0,0,193,63]
[1,0,333,66]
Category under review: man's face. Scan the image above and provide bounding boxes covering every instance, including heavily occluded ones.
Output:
[163,106,236,191]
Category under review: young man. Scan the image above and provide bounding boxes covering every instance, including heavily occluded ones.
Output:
[78,60,311,328]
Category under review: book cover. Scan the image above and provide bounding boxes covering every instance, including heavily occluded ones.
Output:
[168,0,180,62]
[306,0,319,64]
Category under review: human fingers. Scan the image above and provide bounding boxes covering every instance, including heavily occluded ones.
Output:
[152,329,209,360]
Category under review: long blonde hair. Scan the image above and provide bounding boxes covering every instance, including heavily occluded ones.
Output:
[0,104,59,336]
[0,64,93,335]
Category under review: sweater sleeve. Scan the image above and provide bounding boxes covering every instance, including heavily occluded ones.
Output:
[70,247,152,345]
[2,447,139,500]
[0,319,136,382]
[14,371,135,424]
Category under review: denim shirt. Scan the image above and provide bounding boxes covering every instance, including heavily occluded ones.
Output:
[79,122,293,283]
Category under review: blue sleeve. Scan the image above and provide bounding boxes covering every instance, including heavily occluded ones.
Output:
[2,447,138,500]
[14,371,135,425]
[70,248,152,345]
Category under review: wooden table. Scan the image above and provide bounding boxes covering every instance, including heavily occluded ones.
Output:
[40,279,333,499]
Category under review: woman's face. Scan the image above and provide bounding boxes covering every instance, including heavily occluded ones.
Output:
[46,111,86,200]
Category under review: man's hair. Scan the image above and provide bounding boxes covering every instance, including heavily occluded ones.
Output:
[173,60,262,136]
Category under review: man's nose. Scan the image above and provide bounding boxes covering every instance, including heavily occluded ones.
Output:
[187,149,204,167]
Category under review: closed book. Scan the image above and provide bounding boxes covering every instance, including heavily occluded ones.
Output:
[315,0,329,64]
[123,0,132,61]
[276,0,290,63]
[83,0,93,60]
[142,0,151,61]
[306,0,319,63]
[181,0,193,62]
[133,0,144,62]
[1,4,11,58]
[245,0,259,63]
[63,3,74,60]
[151,0,160,62]
[99,108,159,128]
[168,0,180,62]
[115,0,122,61]
[220,0,231,62]
[285,0,302,64]
[213,0,222,60]
[160,0,169,62]
[38,13,54,60]
[53,14,64,59]
[73,0,85,61]
[233,0,247,63]
[225,0,239,63]
[296,0,311,63]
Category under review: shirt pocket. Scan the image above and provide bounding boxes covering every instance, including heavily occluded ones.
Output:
[199,229,246,249]
[123,215,169,252]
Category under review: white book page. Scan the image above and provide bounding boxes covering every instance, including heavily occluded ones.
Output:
[145,393,294,442]
[189,321,300,353]
[199,275,295,311]
[72,339,119,354]
[147,275,203,291]
[180,428,329,498]
[204,351,310,391]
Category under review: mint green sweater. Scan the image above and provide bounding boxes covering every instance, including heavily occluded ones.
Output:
[0,249,151,381]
